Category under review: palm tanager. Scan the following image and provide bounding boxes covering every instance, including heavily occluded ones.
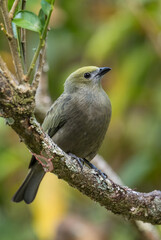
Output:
[12,66,112,204]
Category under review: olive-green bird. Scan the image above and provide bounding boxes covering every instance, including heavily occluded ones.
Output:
[12,66,112,204]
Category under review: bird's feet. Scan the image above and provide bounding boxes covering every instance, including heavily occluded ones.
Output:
[83,158,107,179]
[31,152,54,172]
[68,153,84,170]
[68,153,107,179]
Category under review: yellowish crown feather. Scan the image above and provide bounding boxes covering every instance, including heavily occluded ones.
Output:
[70,66,99,78]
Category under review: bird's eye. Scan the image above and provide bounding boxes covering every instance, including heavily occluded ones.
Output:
[84,72,91,79]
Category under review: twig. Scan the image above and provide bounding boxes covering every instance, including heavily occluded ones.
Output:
[34,52,52,122]
[0,0,24,82]
[26,37,44,80]
[26,2,54,81]
[21,28,26,71]
[21,0,27,9]
[0,56,16,84]
[0,23,12,39]
[32,53,51,123]
[21,0,27,72]
[132,221,161,240]
[0,55,7,71]
[32,45,46,93]
[93,156,161,240]
[9,0,20,20]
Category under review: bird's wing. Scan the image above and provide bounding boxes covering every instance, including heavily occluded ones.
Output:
[42,93,71,137]
[29,93,71,168]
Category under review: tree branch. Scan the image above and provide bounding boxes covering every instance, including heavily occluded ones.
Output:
[9,0,20,20]
[0,69,161,225]
[34,47,51,123]
[20,0,27,72]
[26,4,53,80]
[32,45,46,94]
[0,55,15,82]
[0,0,24,82]
[93,156,161,240]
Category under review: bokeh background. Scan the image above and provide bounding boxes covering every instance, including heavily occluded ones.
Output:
[0,0,161,239]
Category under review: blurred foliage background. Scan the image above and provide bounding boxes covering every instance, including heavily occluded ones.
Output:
[0,0,161,239]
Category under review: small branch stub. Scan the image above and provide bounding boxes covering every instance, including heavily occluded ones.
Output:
[9,0,20,20]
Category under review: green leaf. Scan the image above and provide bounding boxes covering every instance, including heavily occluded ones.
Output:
[38,9,46,26]
[41,0,53,16]
[13,10,42,33]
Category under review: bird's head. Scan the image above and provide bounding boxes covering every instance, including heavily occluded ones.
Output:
[64,66,111,93]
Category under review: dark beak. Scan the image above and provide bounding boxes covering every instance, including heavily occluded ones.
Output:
[96,67,111,77]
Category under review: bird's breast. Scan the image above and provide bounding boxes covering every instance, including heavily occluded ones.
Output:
[53,90,111,160]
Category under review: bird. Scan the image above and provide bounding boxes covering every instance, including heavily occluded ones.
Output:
[12,66,112,204]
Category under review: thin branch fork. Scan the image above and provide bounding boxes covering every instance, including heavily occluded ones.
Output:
[20,0,27,72]
[0,69,161,225]
[0,0,24,82]
[93,156,161,240]
[32,45,46,94]
[9,0,20,20]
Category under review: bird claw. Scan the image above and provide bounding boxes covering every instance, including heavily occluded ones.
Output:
[68,153,84,170]
[31,152,54,172]
[82,158,107,179]
[43,159,54,172]
[68,153,107,179]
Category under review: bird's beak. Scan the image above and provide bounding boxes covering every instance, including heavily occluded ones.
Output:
[98,67,111,77]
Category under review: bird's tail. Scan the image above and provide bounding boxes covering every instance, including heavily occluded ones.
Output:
[12,164,45,204]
